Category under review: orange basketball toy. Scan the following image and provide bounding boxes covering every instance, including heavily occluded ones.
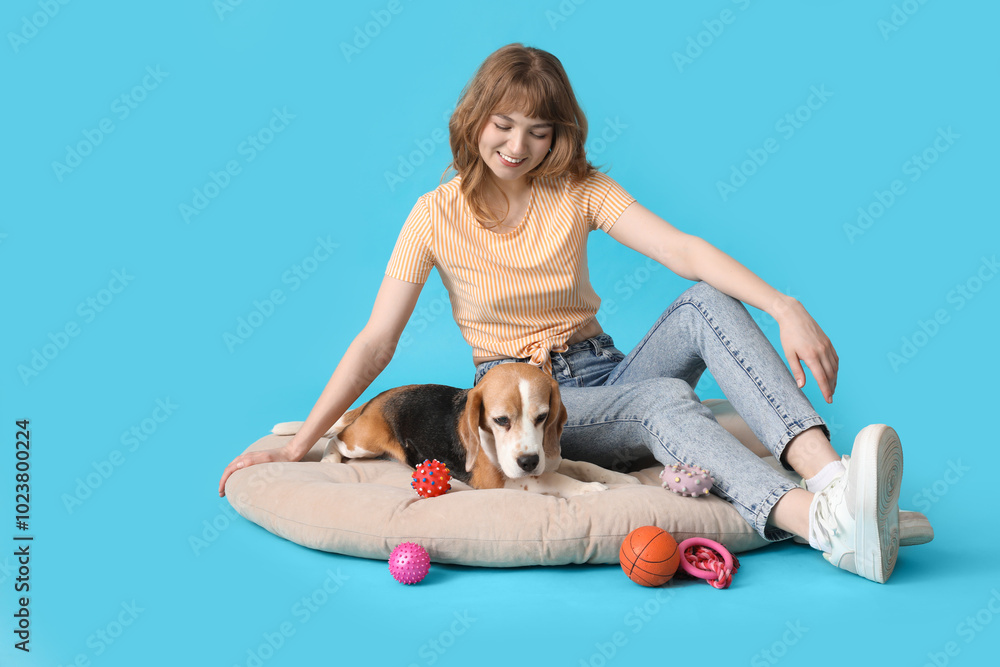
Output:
[619,525,680,587]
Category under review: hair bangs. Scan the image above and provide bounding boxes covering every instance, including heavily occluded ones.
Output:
[493,75,559,124]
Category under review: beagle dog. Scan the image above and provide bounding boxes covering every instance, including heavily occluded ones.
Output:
[272,362,638,498]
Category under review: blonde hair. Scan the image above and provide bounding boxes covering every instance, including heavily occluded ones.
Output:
[441,43,600,228]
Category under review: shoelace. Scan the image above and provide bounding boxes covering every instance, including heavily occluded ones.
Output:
[810,458,850,552]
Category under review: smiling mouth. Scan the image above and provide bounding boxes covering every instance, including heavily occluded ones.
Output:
[498,151,527,166]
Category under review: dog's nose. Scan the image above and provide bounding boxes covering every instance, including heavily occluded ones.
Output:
[517,454,540,472]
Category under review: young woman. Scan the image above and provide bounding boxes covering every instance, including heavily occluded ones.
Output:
[219,43,905,583]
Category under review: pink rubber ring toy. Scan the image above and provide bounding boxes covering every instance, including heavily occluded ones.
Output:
[677,537,734,580]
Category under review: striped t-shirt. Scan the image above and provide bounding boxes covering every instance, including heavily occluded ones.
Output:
[385,169,637,372]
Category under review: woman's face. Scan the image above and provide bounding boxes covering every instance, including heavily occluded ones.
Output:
[477,110,553,187]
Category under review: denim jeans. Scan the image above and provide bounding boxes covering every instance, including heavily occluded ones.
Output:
[473,281,830,541]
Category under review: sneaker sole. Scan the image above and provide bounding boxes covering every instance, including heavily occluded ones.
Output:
[850,424,902,583]
[898,510,933,546]
[793,509,931,547]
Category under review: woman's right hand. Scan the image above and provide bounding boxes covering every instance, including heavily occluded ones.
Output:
[216,276,424,498]
[218,445,302,497]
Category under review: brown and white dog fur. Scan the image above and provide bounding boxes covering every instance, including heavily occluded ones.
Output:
[272,362,638,498]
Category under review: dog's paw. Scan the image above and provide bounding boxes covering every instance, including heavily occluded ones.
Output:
[271,421,305,436]
[611,473,642,486]
[320,444,343,464]
[572,481,608,495]
[559,460,641,486]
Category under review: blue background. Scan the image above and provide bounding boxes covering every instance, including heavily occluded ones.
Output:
[3,1,998,665]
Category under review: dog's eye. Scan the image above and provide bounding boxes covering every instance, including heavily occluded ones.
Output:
[493,416,510,428]
[534,413,548,425]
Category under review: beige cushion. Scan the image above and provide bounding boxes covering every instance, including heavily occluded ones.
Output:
[224,399,800,566]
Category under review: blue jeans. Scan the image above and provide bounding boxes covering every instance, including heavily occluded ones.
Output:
[473,281,830,541]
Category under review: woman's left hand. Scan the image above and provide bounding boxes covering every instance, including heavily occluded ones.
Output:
[772,297,839,403]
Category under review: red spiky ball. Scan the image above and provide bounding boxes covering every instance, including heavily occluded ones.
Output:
[411,459,452,498]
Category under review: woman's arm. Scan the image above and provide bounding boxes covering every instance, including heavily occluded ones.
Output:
[607,201,839,403]
[218,275,425,496]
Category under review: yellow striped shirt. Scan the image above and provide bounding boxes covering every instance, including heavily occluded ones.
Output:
[385,169,636,371]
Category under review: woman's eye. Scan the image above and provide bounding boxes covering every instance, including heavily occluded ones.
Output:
[494,124,548,140]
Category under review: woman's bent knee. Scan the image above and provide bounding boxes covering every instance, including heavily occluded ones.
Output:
[679,280,734,308]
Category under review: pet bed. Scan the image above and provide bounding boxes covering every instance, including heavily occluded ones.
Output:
[224,399,927,566]
[226,399,812,567]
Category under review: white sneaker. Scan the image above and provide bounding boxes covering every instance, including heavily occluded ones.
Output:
[808,424,903,583]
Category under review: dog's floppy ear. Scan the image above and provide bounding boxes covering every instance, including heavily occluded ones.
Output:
[458,386,483,473]
[543,375,568,460]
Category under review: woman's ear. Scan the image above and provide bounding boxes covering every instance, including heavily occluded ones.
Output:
[458,387,483,473]
[543,376,568,459]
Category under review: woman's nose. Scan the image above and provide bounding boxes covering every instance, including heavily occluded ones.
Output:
[507,132,526,155]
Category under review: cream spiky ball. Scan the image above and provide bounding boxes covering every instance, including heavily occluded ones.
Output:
[659,462,714,497]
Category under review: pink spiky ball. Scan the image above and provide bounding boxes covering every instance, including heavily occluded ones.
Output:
[411,459,452,498]
[389,542,430,584]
